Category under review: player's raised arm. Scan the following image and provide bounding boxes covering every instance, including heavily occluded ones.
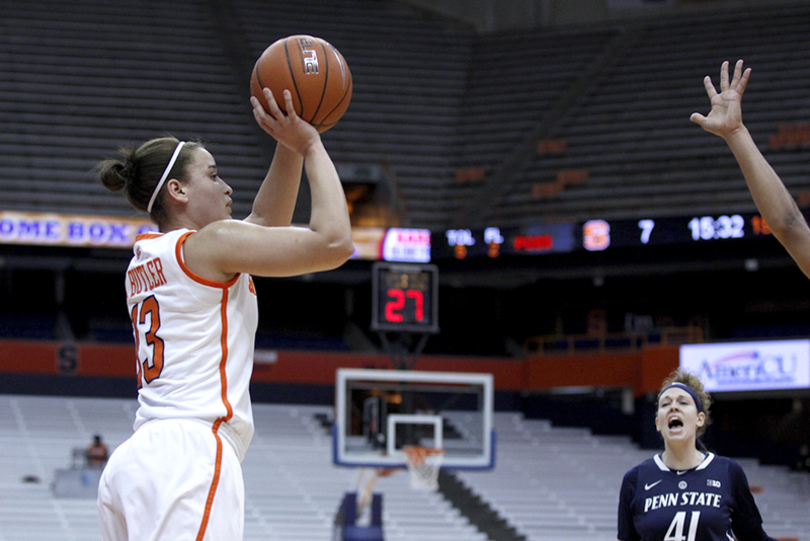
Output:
[243,141,303,228]
[243,90,305,228]
[691,60,810,277]
[184,88,353,280]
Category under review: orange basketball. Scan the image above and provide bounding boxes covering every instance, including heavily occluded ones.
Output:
[250,35,352,133]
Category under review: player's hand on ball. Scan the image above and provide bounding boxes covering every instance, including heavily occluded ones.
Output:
[690,59,751,140]
[251,88,320,156]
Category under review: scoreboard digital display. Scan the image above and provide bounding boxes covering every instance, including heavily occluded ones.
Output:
[581,213,774,251]
[432,213,776,259]
[371,262,439,333]
[436,223,577,259]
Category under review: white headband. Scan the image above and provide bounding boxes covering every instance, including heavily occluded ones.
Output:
[146,141,186,214]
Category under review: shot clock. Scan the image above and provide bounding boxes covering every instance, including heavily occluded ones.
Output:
[371,262,439,333]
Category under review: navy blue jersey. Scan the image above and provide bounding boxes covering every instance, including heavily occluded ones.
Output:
[618,453,777,541]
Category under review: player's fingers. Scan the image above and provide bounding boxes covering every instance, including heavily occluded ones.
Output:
[282,89,298,120]
[703,76,718,99]
[250,97,268,122]
[689,112,706,126]
[262,88,284,119]
[737,67,752,96]
[253,92,283,133]
[730,59,744,88]
[253,108,276,134]
[719,60,729,91]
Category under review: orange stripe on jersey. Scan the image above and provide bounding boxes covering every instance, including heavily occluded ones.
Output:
[218,289,234,422]
[135,233,164,242]
[195,290,234,540]
[196,420,224,541]
[174,231,240,289]
[130,305,143,389]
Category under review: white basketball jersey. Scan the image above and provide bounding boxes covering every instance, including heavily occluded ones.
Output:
[125,229,258,460]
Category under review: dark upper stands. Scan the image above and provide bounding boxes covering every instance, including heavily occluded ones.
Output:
[2,0,810,230]
[486,4,810,225]
[453,27,617,225]
[0,0,268,217]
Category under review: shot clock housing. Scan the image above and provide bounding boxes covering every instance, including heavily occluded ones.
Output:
[371,262,439,334]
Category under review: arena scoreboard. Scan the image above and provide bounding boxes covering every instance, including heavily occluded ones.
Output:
[434,212,777,259]
[371,262,439,333]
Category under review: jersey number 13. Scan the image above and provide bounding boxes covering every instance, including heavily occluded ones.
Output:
[131,295,165,387]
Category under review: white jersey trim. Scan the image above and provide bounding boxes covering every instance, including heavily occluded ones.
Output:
[653,452,715,472]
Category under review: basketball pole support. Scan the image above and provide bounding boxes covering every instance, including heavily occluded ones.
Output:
[377,331,430,370]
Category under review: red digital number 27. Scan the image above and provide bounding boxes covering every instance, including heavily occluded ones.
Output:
[385,289,424,323]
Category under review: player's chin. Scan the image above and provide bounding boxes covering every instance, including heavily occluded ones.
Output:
[663,428,689,442]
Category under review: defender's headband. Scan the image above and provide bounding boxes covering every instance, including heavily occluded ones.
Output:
[660,382,704,413]
[146,141,186,214]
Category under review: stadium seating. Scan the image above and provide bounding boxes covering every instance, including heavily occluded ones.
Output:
[0,0,271,218]
[495,4,810,225]
[6,0,810,230]
[2,395,808,541]
[0,395,487,541]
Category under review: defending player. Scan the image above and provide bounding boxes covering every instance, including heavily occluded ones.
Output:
[691,59,810,278]
[95,88,353,540]
[617,370,777,541]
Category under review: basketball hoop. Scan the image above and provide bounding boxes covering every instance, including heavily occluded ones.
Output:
[402,446,444,491]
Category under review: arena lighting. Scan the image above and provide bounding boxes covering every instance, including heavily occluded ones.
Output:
[680,339,810,393]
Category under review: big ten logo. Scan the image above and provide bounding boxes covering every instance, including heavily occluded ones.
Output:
[299,37,319,74]
[56,344,79,375]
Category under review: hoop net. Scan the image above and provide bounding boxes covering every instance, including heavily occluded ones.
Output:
[402,446,444,491]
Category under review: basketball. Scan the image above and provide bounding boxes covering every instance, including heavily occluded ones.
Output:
[250,35,353,133]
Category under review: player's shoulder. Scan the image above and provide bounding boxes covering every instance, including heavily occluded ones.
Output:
[135,228,193,244]
[622,455,658,483]
[133,228,194,253]
[701,453,741,471]
[706,454,748,479]
[697,453,752,485]
[711,454,740,466]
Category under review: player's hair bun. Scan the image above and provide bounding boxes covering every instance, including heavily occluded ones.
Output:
[97,158,129,192]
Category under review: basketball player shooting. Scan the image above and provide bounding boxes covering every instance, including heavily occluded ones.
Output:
[94,87,353,540]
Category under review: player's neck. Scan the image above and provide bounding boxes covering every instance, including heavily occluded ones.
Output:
[661,445,704,471]
[160,213,202,234]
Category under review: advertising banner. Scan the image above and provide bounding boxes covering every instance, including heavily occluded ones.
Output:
[680,339,810,393]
